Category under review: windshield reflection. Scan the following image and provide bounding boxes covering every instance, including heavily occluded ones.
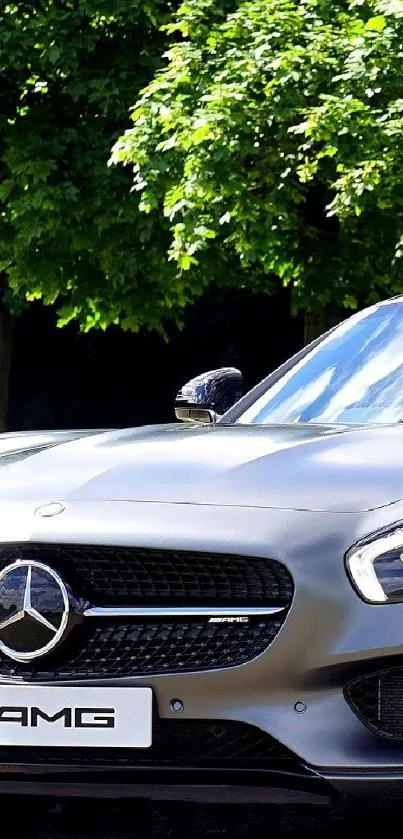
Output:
[239,302,403,425]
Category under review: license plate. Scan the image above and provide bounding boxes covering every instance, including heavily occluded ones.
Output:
[0,685,152,748]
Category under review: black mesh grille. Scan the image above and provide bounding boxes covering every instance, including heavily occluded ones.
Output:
[0,544,293,608]
[0,544,292,679]
[0,618,282,680]
[0,720,292,769]
[345,666,403,739]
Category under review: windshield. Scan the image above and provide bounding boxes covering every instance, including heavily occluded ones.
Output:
[238,301,403,426]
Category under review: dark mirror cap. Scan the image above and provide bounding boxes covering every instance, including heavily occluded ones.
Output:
[175,368,243,422]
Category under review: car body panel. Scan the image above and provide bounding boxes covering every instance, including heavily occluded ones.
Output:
[0,429,104,468]
[1,422,403,513]
[0,429,102,454]
[1,495,403,781]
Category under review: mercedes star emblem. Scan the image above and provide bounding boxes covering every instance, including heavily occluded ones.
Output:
[0,560,70,662]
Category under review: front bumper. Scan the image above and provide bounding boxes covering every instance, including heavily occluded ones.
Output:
[2,498,403,799]
[0,750,402,803]
[0,765,331,804]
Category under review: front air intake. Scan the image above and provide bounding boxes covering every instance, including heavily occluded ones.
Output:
[345,666,403,739]
[0,544,293,680]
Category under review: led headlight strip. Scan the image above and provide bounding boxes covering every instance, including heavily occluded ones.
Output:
[346,526,403,604]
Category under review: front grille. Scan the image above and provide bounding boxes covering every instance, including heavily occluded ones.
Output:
[0,720,292,769]
[0,544,293,679]
[345,666,403,739]
[0,544,293,607]
[0,618,282,680]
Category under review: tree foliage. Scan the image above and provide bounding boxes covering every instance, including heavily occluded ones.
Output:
[0,0,200,332]
[113,0,403,314]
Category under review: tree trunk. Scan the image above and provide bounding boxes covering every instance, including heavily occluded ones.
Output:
[0,305,13,432]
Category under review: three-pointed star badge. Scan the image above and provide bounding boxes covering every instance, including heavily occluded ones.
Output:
[0,565,59,635]
[0,560,70,662]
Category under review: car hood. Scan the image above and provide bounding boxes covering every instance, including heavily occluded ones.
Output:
[1,422,403,513]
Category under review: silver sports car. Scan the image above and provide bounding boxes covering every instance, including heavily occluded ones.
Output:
[1,297,403,804]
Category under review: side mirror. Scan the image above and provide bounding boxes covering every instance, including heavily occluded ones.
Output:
[175,368,243,424]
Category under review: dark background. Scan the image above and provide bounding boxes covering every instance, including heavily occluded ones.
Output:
[7,289,303,431]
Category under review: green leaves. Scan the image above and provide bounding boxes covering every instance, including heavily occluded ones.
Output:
[366,14,387,30]
[0,0,198,334]
[2,0,403,332]
[112,0,403,314]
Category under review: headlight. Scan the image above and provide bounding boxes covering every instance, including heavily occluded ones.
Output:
[346,525,403,604]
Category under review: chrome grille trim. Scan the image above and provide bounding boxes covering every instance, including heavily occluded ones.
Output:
[83,605,284,618]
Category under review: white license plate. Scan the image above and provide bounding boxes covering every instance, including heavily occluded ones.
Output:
[0,686,152,748]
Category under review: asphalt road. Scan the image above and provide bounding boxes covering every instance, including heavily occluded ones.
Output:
[7,799,395,838]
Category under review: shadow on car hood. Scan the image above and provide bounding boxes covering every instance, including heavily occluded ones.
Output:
[0,422,403,512]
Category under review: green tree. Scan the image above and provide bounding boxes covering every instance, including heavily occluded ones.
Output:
[113,0,403,339]
[0,0,177,429]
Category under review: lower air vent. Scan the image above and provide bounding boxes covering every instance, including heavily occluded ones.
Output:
[345,666,403,739]
[0,720,293,769]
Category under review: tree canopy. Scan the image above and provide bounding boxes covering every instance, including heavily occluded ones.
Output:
[2,0,403,337]
[113,0,403,316]
[0,0,197,333]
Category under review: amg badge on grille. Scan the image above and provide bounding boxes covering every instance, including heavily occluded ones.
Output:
[208,616,250,623]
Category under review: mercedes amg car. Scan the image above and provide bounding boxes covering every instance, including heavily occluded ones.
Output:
[2,297,403,804]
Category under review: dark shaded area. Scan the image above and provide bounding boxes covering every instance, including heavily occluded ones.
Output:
[7,288,303,431]
[5,796,402,838]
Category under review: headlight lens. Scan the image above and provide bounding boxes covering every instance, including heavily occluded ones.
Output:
[346,526,403,604]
